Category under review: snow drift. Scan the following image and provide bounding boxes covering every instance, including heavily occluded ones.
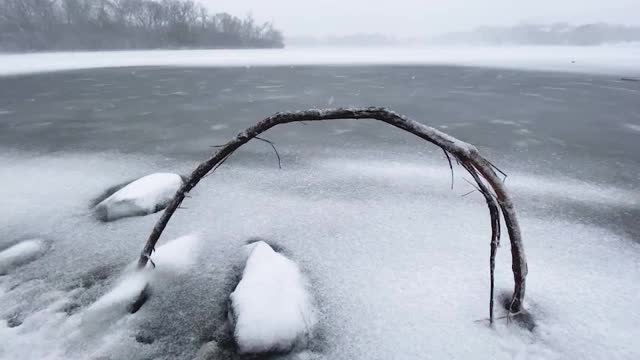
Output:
[229,241,318,354]
[83,234,201,325]
[0,239,49,275]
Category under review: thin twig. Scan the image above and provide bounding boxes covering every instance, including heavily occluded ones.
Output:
[255,136,282,169]
[463,177,482,192]
[486,159,508,182]
[143,254,155,268]
[463,177,499,201]
[442,149,454,190]
[204,153,232,178]
[461,189,476,197]
[462,163,501,325]
[473,315,510,323]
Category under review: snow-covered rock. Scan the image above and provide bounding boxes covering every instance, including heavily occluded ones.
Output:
[94,173,183,221]
[0,239,48,274]
[229,241,318,354]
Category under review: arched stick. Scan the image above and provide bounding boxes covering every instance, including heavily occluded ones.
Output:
[461,163,502,323]
[136,107,527,315]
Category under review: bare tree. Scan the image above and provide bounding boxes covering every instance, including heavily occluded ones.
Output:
[0,0,284,50]
[136,108,528,320]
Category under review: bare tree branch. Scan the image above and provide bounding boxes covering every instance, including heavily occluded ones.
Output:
[136,107,528,316]
[203,152,232,178]
[442,149,454,190]
[461,163,501,323]
[486,159,509,182]
[461,189,476,197]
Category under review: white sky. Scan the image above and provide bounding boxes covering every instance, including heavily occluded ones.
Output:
[202,0,640,37]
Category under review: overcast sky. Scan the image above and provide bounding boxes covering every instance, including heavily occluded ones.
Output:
[203,0,640,37]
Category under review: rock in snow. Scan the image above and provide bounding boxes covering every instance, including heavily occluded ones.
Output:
[94,173,183,221]
[0,239,48,275]
[229,241,318,354]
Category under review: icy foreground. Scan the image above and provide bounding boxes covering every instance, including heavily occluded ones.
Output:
[1,45,640,77]
[230,241,317,354]
[94,172,183,221]
[0,146,638,359]
[0,234,201,359]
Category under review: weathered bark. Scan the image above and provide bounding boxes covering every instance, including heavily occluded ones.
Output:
[137,107,528,316]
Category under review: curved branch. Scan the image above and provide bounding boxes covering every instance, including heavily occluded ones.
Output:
[461,162,501,322]
[136,107,527,315]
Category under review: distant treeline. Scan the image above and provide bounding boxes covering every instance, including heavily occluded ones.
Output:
[0,0,284,51]
[438,23,640,46]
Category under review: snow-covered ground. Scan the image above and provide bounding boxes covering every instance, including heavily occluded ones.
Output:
[0,51,638,358]
[1,45,640,77]
[0,149,638,359]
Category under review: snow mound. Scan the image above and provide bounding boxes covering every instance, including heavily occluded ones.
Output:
[148,233,202,274]
[94,172,183,221]
[0,239,48,274]
[229,241,318,354]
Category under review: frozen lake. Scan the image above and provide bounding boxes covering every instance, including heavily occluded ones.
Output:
[0,48,639,359]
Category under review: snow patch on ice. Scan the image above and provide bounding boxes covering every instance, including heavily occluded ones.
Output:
[332,128,353,135]
[94,172,183,221]
[520,91,565,103]
[210,123,229,131]
[256,84,284,90]
[0,234,201,360]
[597,85,640,93]
[489,119,518,126]
[623,123,640,133]
[0,239,48,274]
[230,241,317,354]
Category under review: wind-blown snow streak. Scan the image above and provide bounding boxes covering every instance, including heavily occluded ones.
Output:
[0,234,201,360]
[0,239,48,275]
[321,159,639,209]
[86,235,201,324]
[1,45,640,77]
